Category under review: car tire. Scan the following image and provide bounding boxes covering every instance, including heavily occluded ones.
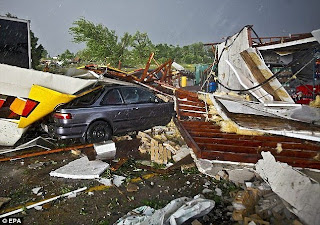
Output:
[86,121,112,143]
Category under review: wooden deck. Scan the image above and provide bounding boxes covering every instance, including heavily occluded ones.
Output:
[174,89,320,169]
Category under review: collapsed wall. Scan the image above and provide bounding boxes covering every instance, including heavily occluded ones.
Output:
[216,26,294,103]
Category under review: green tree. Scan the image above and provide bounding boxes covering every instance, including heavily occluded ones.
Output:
[41,49,49,59]
[69,18,213,67]
[69,17,119,65]
[154,43,172,62]
[115,32,132,66]
[30,31,45,68]
[59,49,75,66]
[131,31,154,64]
[59,49,75,61]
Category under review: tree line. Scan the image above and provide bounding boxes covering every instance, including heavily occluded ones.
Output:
[3,14,214,69]
[64,17,213,67]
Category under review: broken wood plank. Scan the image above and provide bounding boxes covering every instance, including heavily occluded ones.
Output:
[184,127,223,133]
[111,158,128,171]
[178,105,206,112]
[198,143,318,159]
[240,50,281,101]
[179,111,207,118]
[174,118,202,158]
[0,144,94,162]
[188,131,307,143]
[177,99,206,107]
[193,137,320,151]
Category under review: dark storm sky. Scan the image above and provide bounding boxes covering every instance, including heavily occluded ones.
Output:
[1,0,319,56]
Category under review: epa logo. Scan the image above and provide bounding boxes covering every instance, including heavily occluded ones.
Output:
[1,217,23,224]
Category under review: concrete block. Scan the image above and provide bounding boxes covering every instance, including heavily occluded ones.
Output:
[94,141,116,160]
[173,147,191,162]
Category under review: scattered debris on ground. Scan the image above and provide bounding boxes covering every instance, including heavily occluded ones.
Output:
[256,152,320,225]
[1,22,320,225]
[1,131,314,224]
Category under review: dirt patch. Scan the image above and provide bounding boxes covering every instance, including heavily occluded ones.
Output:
[0,139,236,225]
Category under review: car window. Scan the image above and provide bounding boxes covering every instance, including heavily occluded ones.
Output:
[137,89,156,103]
[121,87,140,104]
[121,87,156,104]
[68,87,104,107]
[101,89,123,105]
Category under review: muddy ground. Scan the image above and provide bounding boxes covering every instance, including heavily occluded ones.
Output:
[0,138,239,225]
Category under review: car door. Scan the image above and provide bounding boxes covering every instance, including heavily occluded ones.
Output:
[99,88,132,134]
[119,86,171,131]
[134,88,168,128]
[119,87,144,131]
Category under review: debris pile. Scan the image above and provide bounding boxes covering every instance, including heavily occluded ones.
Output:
[256,152,320,225]
[1,22,320,224]
[230,182,297,224]
[137,121,189,164]
[198,92,264,136]
[191,151,320,225]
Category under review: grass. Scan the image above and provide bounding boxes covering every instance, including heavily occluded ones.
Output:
[205,192,222,204]
[79,207,87,215]
[159,174,170,181]
[141,198,169,210]
[101,169,112,179]
[151,162,166,170]
[10,186,26,199]
[215,179,240,195]
[60,187,71,194]
[98,221,110,225]
[181,166,199,175]
[107,198,120,210]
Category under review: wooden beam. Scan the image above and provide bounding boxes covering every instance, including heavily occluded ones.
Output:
[179,111,207,118]
[188,131,305,143]
[140,52,154,82]
[198,143,318,159]
[193,136,320,151]
[178,105,207,112]
[177,100,206,107]
[0,144,94,162]
[240,50,281,101]
[174,118,202,157]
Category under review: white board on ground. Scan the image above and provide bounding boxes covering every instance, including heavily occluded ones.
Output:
[50,157,109,179]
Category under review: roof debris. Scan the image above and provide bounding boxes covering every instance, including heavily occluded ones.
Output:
[256,151,320,225]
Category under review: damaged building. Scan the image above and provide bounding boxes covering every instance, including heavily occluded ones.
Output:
[1,21,320,225]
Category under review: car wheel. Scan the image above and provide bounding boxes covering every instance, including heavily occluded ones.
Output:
[86,121,112,143]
